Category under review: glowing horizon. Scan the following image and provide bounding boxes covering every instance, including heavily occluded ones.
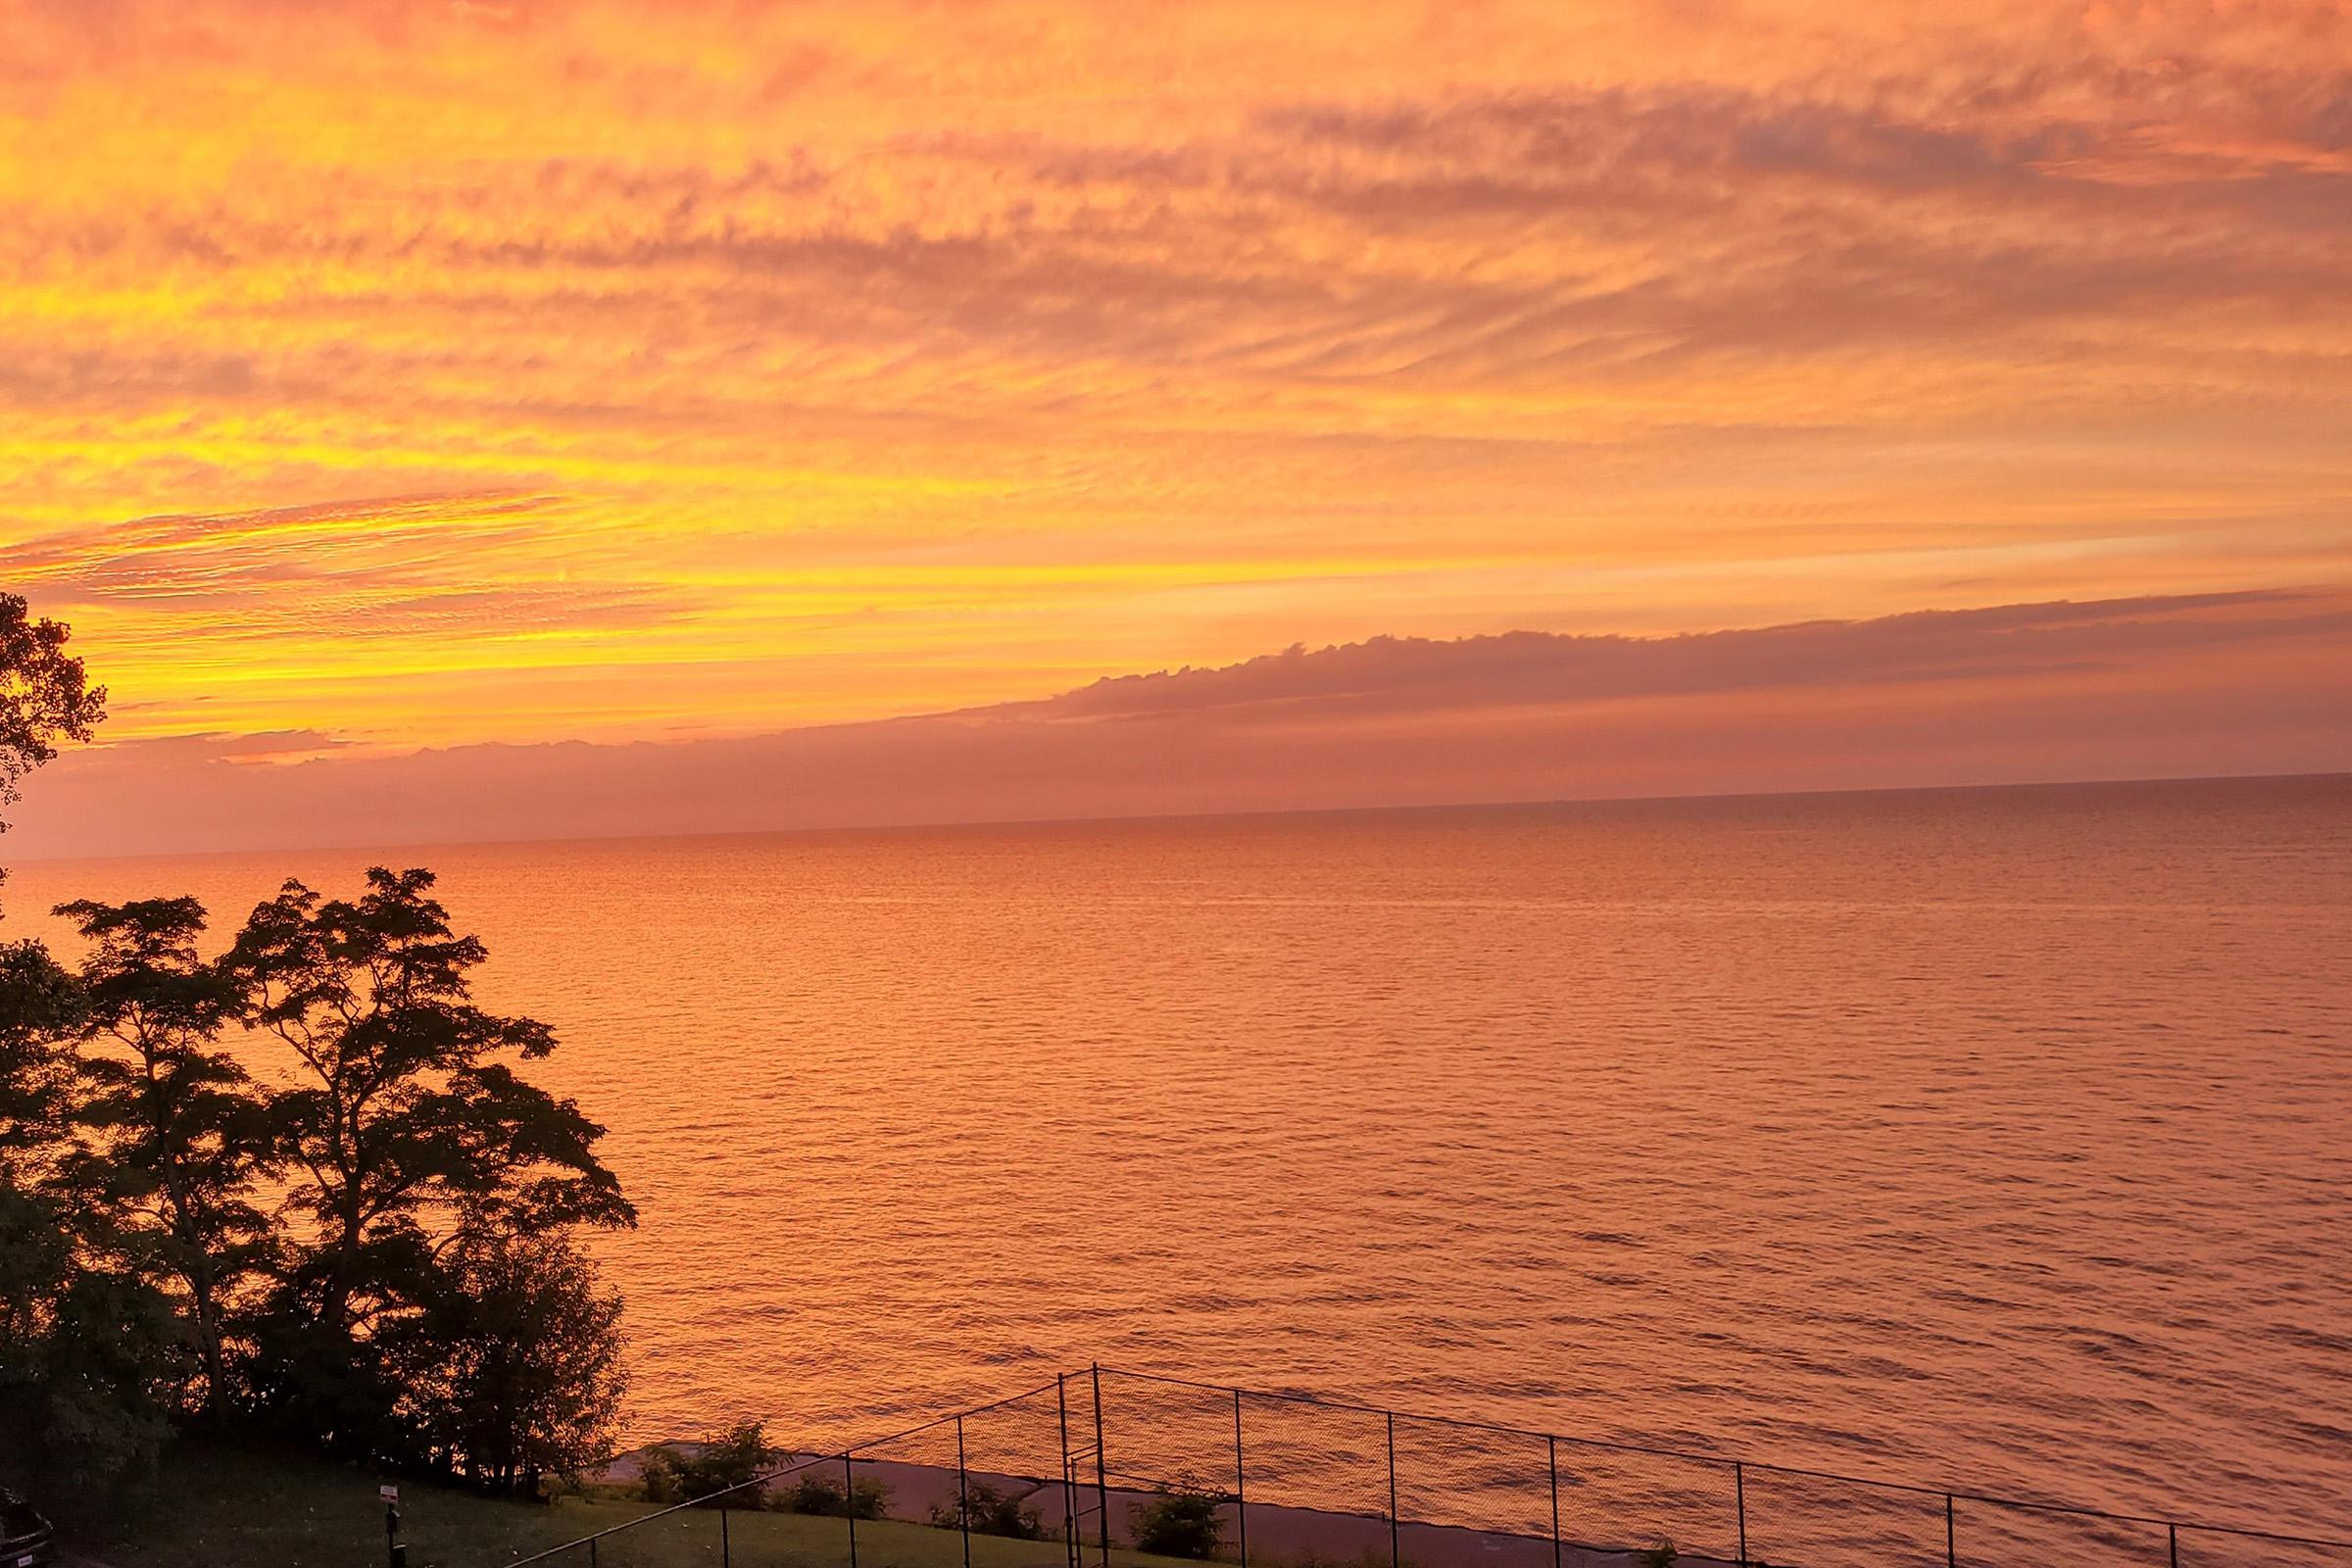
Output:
[5,0,2349,766]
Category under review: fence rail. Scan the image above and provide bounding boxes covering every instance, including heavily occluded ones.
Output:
[505,1364,2352,1568]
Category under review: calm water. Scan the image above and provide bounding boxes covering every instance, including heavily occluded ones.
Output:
[9,776,2350,1538]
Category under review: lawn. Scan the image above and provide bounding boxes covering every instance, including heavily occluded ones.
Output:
[82,1445,1203,1568]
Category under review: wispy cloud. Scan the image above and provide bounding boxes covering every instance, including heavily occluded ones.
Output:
[8,492,568,594]
[96,728,352,762]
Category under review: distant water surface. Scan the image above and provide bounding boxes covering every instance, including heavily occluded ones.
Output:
[10,776,2349,1538]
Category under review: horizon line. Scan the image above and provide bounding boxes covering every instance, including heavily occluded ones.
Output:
[11,765,2344,873]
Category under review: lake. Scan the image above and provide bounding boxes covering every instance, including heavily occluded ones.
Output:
[9,774,2348,1540]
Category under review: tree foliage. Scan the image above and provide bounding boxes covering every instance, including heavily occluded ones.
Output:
[0,939,80,1179]
[0,593,105,913]
[0,928,180,1490]
[8,870,641,1489]
[58,896,273,1419]
[642,1422,779,1508]
[228,868,635,1307]
[0,1190,182,1489]
[222,867,634,1458]
[0,601,146,1482]
[0,604,636,1497]
[386,1231,627,1494]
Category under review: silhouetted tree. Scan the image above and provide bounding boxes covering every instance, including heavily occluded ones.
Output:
[0,1197,182,1488]
[385,1230,627,1494]
[223,867,633,1452]
[0,600,172,1489]
[0,948,185,1492]
[0,940,80,1182]
[58,896,273,1419]
[1,592,106,916]
[0,949,89,1484]
[0,593,100,1413]
[3,604,641,1491]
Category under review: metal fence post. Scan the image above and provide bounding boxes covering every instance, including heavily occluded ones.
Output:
[2169,1523,2180,1567]
[1387,1410,1400,1568]
[1734,1462,1747,1567]
[1093,1364,1112,1568]
[957,1413,972,1568]
[1547,1436,1561,1568]
[589,1539,598,1568]
[1945,1494,1956,1568]
[846,1452,859,1568]
[1060,1374,1077,1568]
[721,1503,731,1568]
[1234,1388,1250,1568]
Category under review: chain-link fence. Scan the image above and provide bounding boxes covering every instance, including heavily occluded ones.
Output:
[507,1365,2352,1568]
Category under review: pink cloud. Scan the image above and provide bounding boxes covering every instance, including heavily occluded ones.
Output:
[10,589,2346,861]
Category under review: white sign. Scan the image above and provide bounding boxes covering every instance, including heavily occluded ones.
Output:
[380,1484,400,1503]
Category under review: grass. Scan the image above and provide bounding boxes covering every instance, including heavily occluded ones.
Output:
[81,1445,1209,1568]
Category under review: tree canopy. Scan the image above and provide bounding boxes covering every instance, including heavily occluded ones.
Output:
[1,603,636,1495]
[60,896,273,1419]
[225,866,635,1458]
[0,593,104,907]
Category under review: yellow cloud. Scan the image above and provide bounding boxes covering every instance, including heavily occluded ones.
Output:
[3,0,2348,752]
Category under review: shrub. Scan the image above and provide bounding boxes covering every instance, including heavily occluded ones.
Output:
[784,1472,892,1519]
[1131,1478,1233,1559]
[688,1423,777,1503]
[386,1232,627,1496]
[640,1423,776,1508]
[928,1479,1045,1539]
[1636,1538,1678,1568]
[640,1447,684,1505]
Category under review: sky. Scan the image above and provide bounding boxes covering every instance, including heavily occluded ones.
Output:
[3,0,2349,853]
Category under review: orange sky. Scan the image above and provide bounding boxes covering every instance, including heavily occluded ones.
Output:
[3,0,2349,777]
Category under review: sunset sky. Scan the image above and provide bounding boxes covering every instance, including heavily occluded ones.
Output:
[5,0,2350,852]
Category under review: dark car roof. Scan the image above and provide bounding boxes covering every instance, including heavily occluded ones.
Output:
[0,1490,51,1542]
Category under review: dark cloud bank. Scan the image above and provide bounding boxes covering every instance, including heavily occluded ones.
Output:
[15,589,2350,859]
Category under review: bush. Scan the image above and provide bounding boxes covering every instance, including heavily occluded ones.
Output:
[1636,1539,1678,1568]
[640,1422,776,1508]
[928,1479,1044,1539]
[640,1448,684,1505]
[1131,1478,1233,1559]
[386,1232,627,1495]
[783,1471,891,1519]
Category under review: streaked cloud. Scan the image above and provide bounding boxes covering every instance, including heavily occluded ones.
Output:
[94,729,352,762]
